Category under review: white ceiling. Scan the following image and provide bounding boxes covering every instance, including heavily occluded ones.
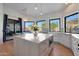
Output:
[3,3,70,18]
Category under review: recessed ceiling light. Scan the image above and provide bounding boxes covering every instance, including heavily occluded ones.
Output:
[34,7,38,10]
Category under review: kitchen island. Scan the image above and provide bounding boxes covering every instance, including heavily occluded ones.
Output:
[14,33,53,56]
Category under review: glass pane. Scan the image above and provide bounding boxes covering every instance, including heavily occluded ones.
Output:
[15,21,20,33]
[50,19,60,32]
[66,13,79,33]
[7,19,14,32]
[37,20,46,32]
[6,19,14,36]
[24,21,34,32]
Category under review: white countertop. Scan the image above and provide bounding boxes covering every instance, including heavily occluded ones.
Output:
[71,34,79,39]
[14,33,53,43]
[65,33,79,39]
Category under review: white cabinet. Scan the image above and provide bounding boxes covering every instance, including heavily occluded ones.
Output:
[53,32,72,49]
[14,38,51,56]
[24,41,39,56]
[14,38,25,56]
[65,34,72,49]
[72,36,79,56]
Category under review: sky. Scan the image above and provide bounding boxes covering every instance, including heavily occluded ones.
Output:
[25,21,46,27]
[25,22,34,27]
[66,14,79,21]
[37,21,45,27]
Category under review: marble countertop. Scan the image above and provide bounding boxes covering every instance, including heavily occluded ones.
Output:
[14,33,53,43]
[71,34,79,39]
[65,33,79,39]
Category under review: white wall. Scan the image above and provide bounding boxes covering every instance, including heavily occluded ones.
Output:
[0,3,3,44]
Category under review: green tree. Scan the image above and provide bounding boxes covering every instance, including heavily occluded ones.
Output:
[50,23,58,30]
[42,22,46,29]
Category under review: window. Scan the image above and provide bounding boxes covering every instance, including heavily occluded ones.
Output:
[36,20,46,32]
[49,18,60,32]
[14,20,20,33]
[7,19,15,33]
[65,12,79,33]
[24,21,34,33]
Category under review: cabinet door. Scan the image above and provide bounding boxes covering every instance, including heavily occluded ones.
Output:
[14,38,25,56]
[39,39,49,55]
[65,34,72,49]
[24,40,30,56]
[24,40,39,56]
[53,33,71,49]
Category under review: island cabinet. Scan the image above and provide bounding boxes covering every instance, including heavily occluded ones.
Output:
[71,34,79,56]
[14,33,53,56]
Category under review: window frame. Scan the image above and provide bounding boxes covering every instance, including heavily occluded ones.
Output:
[64,12,79,33]
[24,21,35,32]
[49,18,61,32]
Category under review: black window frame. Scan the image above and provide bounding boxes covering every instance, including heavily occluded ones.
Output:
[24,21,35,32]
[64,12,79,33]
[49,18,61,32]
[36,20,46,24]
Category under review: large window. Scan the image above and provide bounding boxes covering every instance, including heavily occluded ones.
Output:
[24,21,34,32]
[36,20,46,32]
[49,18,60,32]
[65,12,79,33]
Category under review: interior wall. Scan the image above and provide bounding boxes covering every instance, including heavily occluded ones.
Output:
[0,3,3,44]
